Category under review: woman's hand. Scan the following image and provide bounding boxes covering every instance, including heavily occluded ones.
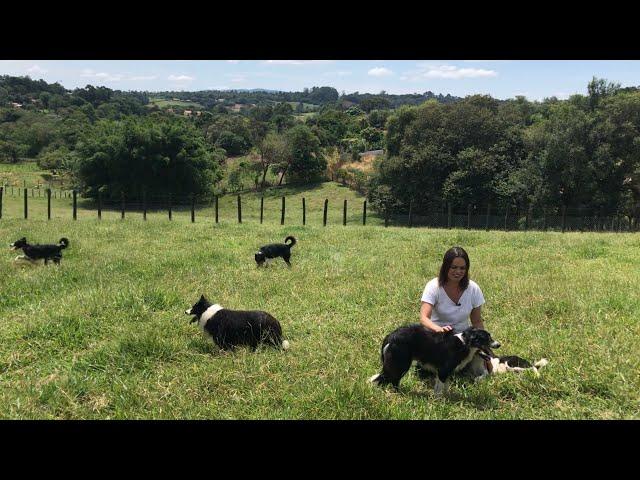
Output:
[431,325,453,333]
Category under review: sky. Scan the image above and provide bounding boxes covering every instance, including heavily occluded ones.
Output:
[1,60,639,101]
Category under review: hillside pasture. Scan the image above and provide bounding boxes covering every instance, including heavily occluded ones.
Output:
[0,191,638,419]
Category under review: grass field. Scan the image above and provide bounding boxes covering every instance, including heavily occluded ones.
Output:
[0,184,639,419]
[148,98,205,110]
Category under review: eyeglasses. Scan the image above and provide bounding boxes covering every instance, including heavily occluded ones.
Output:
[449,265,467,271]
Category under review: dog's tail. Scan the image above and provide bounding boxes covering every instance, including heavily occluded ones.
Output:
[59,238,69,249]
[369,342,390,386]
[284,236,296,247]
[532,358,549,377]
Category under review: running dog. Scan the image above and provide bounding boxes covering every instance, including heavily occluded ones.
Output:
[10,237,69,265]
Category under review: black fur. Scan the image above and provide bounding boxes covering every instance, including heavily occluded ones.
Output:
[185,295,288,351]
[10,237,69,265]
[495,355,533,369]
[255,236,296,267]
[370,325,501,391]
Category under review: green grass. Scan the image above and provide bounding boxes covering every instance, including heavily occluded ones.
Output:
[0,161,68,189]
[0,185,639,419]
[148,97,205,109]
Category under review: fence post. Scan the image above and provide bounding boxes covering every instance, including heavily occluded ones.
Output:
[121,191,125,220]
[302,197,306,225]
[31,188,34,198]
[410,200,416,227]
[47,188,51,220]
[385,208,389,228]
[97,192,102,220]
[561,205,567,233]
[281,196,285,225]
[215,195,218,224]
[168,193,172,221]
[260,196,264,224]
[191,194,195,223]
[24,188,28,219]
[363,200,367,226]
[467,204,472,229]
[323,199,328,226]
[143,190,147,221]
[237,195,242,223]
[343,199,347,226]
[447,202,452,229]
[504,205,509,231]
[72,190,77,220]
[525,205,531,231]
[485,203,491,231]
[0,187,3,219]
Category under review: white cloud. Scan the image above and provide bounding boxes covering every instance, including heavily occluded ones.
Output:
[129,75,157,81]
[79,69,123,82]
[27,64,47,74]
[417,65,498,80]
[368,67,393,77]
[168,74,194,82]
[262,60,333,66]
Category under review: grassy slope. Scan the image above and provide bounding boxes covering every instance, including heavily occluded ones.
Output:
[0,201,638,418]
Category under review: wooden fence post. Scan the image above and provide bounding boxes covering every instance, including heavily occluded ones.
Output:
[121,191,125,220]
[0,187,3,219]
[504,205,509,231]
[168,193,172,221]
[215,195,218,224]
[73,190,77,220]
[143,190,147,221]
[485,203,491,231]
[98,192,102,220]
[237,195,242,223]
[191,194,196,223]
[363,200,367,226]
[24,188,28,219]
[561,205,567,233]
[323,199,328,226]
[343,199,347,226]
[47,188,51,220]
[302,197,306,225]
[410,200,416,227]
[447,202,452,229]
[385,208,389,228]
[260,196,264,224]
[281,196,285,225]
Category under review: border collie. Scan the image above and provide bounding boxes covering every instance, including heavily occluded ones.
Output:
[478,351,549,378]
[185,295,290,351]
[368,325,500,395]
[255,236,296,267]
[10,237,69,265]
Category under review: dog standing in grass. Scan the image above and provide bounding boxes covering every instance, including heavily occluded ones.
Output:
[185,294,290,351]
[255,236,296,267]
[10,237,69,265]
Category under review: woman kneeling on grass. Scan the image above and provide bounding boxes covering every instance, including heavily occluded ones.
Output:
[419,246,491,379]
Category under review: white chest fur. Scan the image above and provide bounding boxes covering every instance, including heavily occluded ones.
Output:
[198,304,223,332]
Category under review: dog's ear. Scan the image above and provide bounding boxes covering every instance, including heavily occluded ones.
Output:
[200,294,207,303]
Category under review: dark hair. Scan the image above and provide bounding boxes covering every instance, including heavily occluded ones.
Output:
[438,246,470,290]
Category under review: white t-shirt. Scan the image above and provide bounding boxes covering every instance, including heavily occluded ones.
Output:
[420,277,485,332]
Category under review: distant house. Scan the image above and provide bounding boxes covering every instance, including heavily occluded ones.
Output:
[230,103,243,113]
[183,110,193,117]
[166,108,175,114]
[358,149,384,159]
[11,102,23,108]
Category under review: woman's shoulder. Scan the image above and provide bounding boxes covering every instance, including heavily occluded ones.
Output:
[425,277,440,288]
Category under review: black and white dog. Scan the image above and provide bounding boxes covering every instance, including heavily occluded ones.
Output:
[10,237,69,265]
[478,352,549,378]
[185,295,290,351]
[369,325,501,395]
[255,236,296,267]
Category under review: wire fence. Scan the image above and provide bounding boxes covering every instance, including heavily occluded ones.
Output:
[0,187,637,232]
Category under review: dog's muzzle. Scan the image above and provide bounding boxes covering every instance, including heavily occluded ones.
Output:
[9,244,17,250]
[185,309,192,315]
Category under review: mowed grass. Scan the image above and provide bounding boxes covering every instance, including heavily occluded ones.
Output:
[0,202,639,419]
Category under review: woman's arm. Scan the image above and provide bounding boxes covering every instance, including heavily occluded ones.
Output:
[420,302,452,332]
[470,306,485,330]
